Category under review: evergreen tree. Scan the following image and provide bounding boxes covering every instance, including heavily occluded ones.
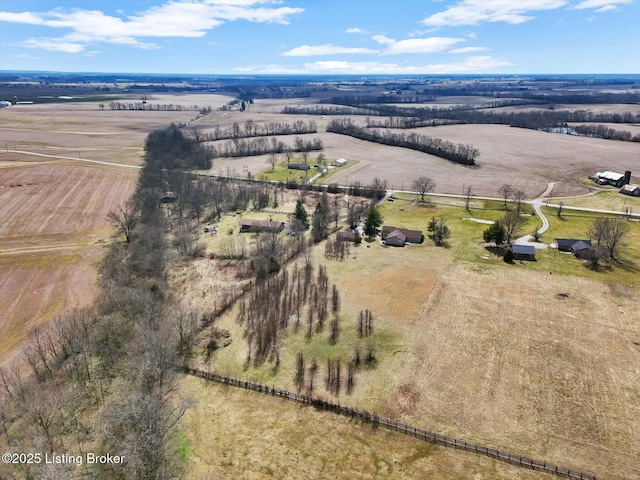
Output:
[293,199,309,229]
[483,221,506,245]
[363,206,382,238]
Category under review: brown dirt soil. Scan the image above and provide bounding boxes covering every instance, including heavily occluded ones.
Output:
[0,161,137,364]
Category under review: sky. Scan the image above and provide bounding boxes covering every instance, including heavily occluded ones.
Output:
[0,0,638,75]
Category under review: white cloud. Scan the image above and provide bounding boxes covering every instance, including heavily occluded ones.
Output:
[448,46,489,54]
[281,44,379,56]
[372,34,464,54]
[23,38,85,53]
[422,0,568,26]
[0,1,304,53]
[346,27,365,33]
[237,56,512,74]
[574,0,631,8]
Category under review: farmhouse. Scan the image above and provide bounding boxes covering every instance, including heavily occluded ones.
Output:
[331,158,347,167]
[620,184,640,196]
[336,230,360,243]
[239,219,285,233]
[384,229,407,247]
[555,238,590,252]
[512,244,536,261]
[287,163,311,171]
[382,226,424,247]
[571,240,595,259]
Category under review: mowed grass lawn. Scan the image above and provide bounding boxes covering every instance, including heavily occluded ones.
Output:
[380,194,640,286]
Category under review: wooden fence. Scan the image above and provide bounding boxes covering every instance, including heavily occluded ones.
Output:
[181,367,601,480]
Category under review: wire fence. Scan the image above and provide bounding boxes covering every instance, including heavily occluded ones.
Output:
[182,367,601,480]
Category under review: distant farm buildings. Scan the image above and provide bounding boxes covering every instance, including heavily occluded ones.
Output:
[620,184,640,196]
[331,158,347,167]
[287,163,311,171]
[239,219,285,233]
[591,170,631,188]
[512,244,536,261]
[381,226,424,247]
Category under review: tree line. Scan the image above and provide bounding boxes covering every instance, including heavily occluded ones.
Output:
[108,102,203,111]
[326,117,478,166]
[0,124,220,479]
[209,135,323,158]
[191,119,317,142]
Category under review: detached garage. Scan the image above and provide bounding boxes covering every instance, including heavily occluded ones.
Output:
[512,244,536,261]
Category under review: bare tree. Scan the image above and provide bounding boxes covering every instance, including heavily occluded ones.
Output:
[108,201,139,244]
[413,177,435,202]
[501,210,522,245]
[588,218,629,263]
[268,152,278,172]
[513,190,527,216]
[498,184,514,209]
[464,185,473,212]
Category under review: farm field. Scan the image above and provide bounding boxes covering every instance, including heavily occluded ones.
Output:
[176,192,640,480]
[0,94,230,166]
[0,160,137,363]
[193,99,640,197]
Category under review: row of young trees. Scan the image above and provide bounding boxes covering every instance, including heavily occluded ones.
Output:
[571,124,640,142]
[191,119,317,142]
[326,118,478,165]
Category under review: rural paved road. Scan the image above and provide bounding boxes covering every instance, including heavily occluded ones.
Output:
[514,182,555,249]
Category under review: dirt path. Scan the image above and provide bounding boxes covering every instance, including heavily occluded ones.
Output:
[0,149,142,169]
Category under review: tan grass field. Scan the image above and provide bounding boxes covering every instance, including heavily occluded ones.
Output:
[0,161,137,363]
[181,199,640,480]
[0,99,216,165]
[180,375,551,480]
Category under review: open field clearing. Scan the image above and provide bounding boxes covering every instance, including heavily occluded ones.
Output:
[0,247,99,361]
[0,101,209,165]
[491,103,640,115]
[556,189,640,211]
[177,192,639,480]
[180,375,551,480]
[0,161,137,363]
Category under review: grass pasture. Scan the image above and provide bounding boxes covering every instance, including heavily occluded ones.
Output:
[181,191,640,480]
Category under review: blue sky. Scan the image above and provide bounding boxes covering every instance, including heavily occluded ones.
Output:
[0,0,638,74]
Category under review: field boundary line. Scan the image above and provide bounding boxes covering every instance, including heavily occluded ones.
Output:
[0,149,142,169]
[181,367,602,480]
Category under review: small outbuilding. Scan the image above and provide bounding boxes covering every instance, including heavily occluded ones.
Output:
[512,244,536,261]
[159,191,177,204]
[620,184,640,196]
[331,158,347,167]
[240,219,285,233]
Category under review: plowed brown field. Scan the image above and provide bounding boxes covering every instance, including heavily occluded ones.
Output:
[0,161,137,363]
